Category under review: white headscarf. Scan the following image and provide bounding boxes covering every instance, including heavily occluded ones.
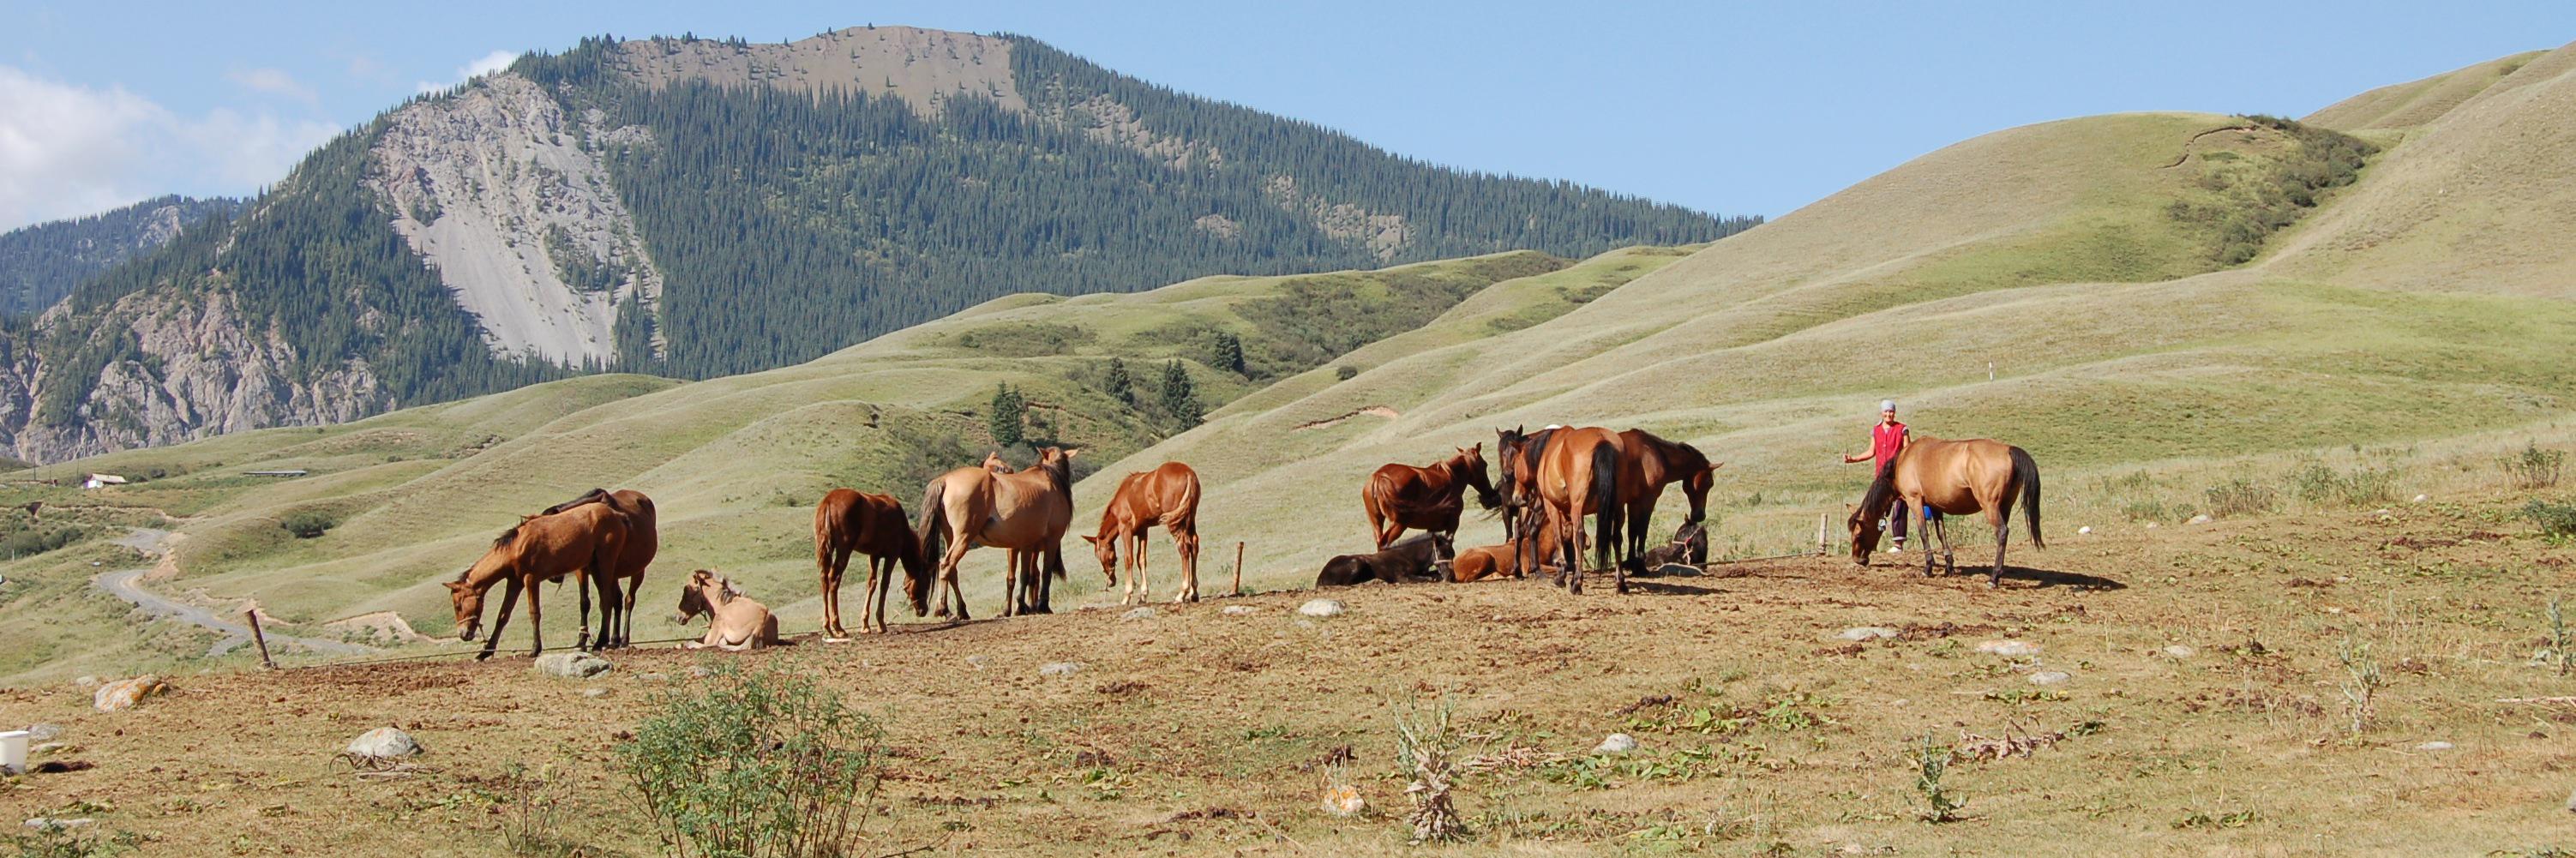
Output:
[1878,399,1896,413]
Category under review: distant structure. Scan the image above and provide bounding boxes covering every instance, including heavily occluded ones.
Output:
[244,470,309,477]
[81,473,129,489]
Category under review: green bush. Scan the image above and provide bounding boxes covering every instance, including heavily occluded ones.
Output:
[2286,462,2397,507]
[617,666,884,858]
[2202,478,2278,519]
[1,822,145,858]
[1333,364,1359,381]
[279,511,336,539]
[2525,500,2576,542]
[2504,442,2566,490]
[0,525,85,558]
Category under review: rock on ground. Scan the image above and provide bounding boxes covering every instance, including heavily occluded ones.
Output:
[1222,605,1258,615]
[1976,640,2041,657]
[345,727,421,759]
[2415,741,2453,752]
[1040,662,1082,677]
[92,676,166,712]
[2163,645,2196,659]
[2028,671,2071,686]
[1120,607,1157,621]
[532,652,612,680]
[2187,514,2214,525]
[1838,627,1900,641]
[1299,599,1346,617]
[24,723,60,742]
[1595,733,1639,754]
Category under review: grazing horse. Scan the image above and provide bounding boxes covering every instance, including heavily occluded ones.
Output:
[1451,513,1560,583]
[1847,436,2045,587]
[917,447,1078,619]
[538,489,658,649]
[1361,445,1498,554]
[675,570,784,651]
[1316,533,1451,587]
[1080,461,1204,604]
[1615,429,1722,568]
[813,489,932,638]
[1498,425,1625,593]
[444,502,628,659]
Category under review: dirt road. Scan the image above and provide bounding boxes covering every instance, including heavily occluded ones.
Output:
[92,528,369,657]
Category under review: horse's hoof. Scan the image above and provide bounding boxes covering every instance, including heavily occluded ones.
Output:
[473,651,494,662]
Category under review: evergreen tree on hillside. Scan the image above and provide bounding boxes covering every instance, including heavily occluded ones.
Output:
[1202,330,1246,376]
[1157,360,1200,430]
[988,383,1027,447]
[1102,356,1134,406]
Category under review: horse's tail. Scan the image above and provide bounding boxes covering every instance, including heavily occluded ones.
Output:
[2010,446,2044,549]
[1590,441,1620,570]
[814,499,844,579]
[916,479,949,567]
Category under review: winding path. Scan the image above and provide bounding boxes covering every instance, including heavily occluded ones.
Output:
[93,528,371,657]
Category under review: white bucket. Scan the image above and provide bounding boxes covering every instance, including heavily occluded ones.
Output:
[0,729,27,774]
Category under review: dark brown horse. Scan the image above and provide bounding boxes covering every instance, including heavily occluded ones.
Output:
[1848,436,2044,587]
[1317,533,1451,587]
[1496,425,1625,593]
[1361,445,1498,554]
[537,488,658,649]
[1615,429,1722,568]
[814,489,932,638]
[444,501,629,660]
[1080,461,1204,604]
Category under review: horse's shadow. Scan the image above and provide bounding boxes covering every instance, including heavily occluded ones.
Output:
[1624,579,1730,597]
[1987,565,2125,591]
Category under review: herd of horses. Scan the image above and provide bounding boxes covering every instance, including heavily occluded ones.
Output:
[440,425,2044,659]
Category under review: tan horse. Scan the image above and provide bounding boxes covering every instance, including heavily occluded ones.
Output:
[1080,461,1204,604]
[538,489,658,648]
[675,570,783,651]
[917,447,1078,619]
[813,489,931,638]
[1497,426,1625,593]
[1847,436,2045,587]
[1451,513,1560,583]
[444,501,629,660]
[1361,445,1498,553]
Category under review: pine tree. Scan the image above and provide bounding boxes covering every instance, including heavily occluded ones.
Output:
[1157,360,1200,430]
[988,383,1026,447]
[1102,356,1133,405]
[1203,330,1246,376]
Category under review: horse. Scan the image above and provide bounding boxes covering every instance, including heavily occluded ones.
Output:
[1615,429,1721,568]
[1079,461,1204,604]
[917,447,1078,619]
[1497,425,1625,593]
[1847,436,2045,587]
[444,501,628,660]
[813,489,932,638]
[1360,445,1498,555]
[1317,533,1451,587]
[537,489,658,648]
[675,569,784,651]
[1450,513,1561,583]
[1634,520,1708,573]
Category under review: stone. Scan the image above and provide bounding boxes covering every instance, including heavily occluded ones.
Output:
[92,675,166,712]
[2565,785,2576,813]
[2411,494,2429,503]
[964,655,989,669]
[1838,627,1900,641]
[582,687,608,699]
[1039,662,1082,677]
[1594,733,1639,754]
[1320,784,1366,817]
[2415,741,2453,752]
[1221,605,1258,615]
[30,742,67,756]
[531,652,611,680]
[1975,640,2041,657]
[635,672,670,682]
[345,727,420,759]
[22,818,93,830]
[1120,607,1157,621]
[2076,525,2092,535]
[71,676,98,689]
[2028,670,2071,686]
[24,723,60,742]
[2186,514,2213,525]
[1298,599,1346,617]
[2162,645,2196,659]
[2144,522,2159,530]
[685,665,714,679]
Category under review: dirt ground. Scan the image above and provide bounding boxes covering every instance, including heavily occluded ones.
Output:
[4,489,2573,856]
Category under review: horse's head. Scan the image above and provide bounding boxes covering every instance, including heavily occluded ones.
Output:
[1454,443,1500,509]
[1682,459,1725,524]
[982,450,1012,473]
[1846,502,1882,565]
[1079,534,1119,585]
[1493,427,1529,514]
[898,532,934,617]
[443,573,485,642]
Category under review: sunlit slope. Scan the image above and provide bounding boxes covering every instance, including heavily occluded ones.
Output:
[2304,51,2545,132]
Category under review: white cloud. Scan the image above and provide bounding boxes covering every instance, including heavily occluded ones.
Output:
[225,67,319,107]
[0,65,339,231]
[415,50,521,95]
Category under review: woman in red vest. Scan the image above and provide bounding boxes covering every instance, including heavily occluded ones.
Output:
[1841,399,1935,551]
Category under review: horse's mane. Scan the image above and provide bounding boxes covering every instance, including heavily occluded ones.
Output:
[1518,428,1558,475]
[1852,472,1900,525]
[1036,449,1074,498]
[489,519,527,550]
[540,488,612,517]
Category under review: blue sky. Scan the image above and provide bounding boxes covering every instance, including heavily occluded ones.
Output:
[1,1,2569,231]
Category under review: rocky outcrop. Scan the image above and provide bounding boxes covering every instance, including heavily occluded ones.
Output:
[1264,175,1413,261]
[370,73,664,366]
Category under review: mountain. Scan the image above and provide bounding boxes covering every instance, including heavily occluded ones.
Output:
[0,195,241,316]
[0,26,1755,465]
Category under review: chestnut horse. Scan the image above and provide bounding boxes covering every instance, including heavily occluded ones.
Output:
[1080,461,1204,604]
[917,447,1078,619]
[814,489,931,638]
[1451,513,1560,583]
[1360,445,1498,554]
[537,489,658,649]
[444,501,628,660]
[1847,436,2044,587]
[1496,425,1625,593]
[1615,429,1722,568]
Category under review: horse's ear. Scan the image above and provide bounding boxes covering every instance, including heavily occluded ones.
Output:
[1064,448,1081,458]
[1079,535,1098,544]
[443,580,467,593]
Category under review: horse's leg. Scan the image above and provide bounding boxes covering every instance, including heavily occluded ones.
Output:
[1940,515,1956,577]
[476,579,522,661]
[1564,506,1587,595]
[1176,525,1200,603]
[1989,503,2010,589]
[522,576,544,657]
[573,573,593,651]
[1918,501,1937,579]
[822,546,846,639]
[934,532,970,621]
[865,555,887,633]
[620,573,639,647]
[1133,531,1152,605]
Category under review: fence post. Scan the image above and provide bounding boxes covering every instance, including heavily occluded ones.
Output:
[244,609,276,670]
[1233,542,1246,596]
[1816,513,1830,556]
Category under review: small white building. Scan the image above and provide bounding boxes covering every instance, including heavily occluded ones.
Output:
[81,473,129,489]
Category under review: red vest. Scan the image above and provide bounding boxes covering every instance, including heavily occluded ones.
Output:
[1871,422,1907,465]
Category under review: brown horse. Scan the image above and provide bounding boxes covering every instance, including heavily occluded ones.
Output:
[917,447,1078,619]
[1497,425,1625,593]
[444,501,628,660]
[1451,513,1560,583]
[1360,445,1498,554]
[814,489,932,638]
[539,489,658,648]
[1847,436,2044,587]
[1615,429,1722,569]
[1080,461,1204,604]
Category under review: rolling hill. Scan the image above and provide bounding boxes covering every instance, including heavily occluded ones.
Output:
[4,43,2576,686]
[0,26,1752,465]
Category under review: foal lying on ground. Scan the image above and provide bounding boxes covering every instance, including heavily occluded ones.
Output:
[675,570,784,651]
[1317,533,1451,587]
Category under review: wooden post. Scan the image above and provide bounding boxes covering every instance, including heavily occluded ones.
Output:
[243,609,276,670]
[1233,542,1246,596]
[1816,513,1830,556]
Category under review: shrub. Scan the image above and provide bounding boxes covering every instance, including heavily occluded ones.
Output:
[617,665,883,858]
[1909,733,1963,823]
[0,525,85,558]
[2504,442,2565,489]
[279,511,336,539]
[1,822,146,858]
[2287,462,2397,507]
[1333,364,1359,381]
[2201,478,2277,518]
[1391,696,1464,843]
[2525,500,2576,542]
